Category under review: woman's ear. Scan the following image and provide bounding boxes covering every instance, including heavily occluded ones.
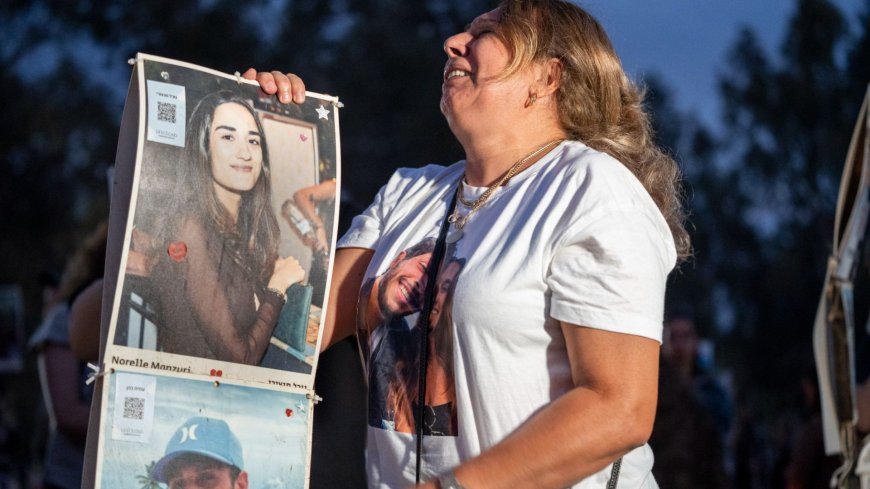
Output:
[526,58,562,107]
[538,57,562,97]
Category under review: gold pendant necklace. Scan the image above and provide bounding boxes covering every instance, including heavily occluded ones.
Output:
[447,138,564,242]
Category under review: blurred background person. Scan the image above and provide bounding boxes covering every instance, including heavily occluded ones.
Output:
[68,277,103,365]
[663,313,733,441]
[651,312,730,489]
[783,366,840,489]
[28,221,107,489]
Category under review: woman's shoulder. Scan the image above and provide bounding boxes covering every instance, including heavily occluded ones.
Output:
[541,141,675,253]
[28,303,71,349]
[380,162,463,197]
[371,162,463,214]
[554,141,630,180]
[337,162,462,251]
[549,140,656,210]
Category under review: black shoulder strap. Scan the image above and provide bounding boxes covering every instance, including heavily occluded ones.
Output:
[415,185,459,484]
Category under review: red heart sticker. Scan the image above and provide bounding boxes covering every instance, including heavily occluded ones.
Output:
[299,133,308,142]
[285,408,293,417]
[167,241,187,262]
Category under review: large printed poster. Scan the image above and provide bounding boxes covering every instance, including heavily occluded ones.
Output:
[106,54,340,383]
[92,54,341,489]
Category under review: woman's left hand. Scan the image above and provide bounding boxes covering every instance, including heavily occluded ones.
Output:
[268,256,306,294]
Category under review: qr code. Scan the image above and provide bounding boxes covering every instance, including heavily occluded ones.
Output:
[157,101,176,123]
[123,396,145,420]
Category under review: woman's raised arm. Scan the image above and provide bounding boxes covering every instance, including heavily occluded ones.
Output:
[320,247,373,351]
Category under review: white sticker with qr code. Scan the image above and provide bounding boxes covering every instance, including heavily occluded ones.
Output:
[146,80,186,147]
[111,372,157,442]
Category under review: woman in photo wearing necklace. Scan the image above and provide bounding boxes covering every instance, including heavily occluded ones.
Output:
[249,0,689,487]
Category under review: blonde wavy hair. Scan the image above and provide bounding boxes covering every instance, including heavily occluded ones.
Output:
[497,0,691,260]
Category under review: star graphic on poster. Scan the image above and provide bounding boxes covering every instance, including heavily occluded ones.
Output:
[296,401,307,413]
[315,105,330,120]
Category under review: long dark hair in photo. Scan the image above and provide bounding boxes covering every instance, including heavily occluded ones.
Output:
[181,90,281,285]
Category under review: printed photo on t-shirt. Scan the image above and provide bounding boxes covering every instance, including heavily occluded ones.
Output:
[357,238,465,436]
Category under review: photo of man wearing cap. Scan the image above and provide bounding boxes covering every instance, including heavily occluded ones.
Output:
[151,416,248,489]
[95,373,308,488]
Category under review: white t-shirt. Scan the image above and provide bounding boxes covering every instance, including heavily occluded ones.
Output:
[337,140,676,488]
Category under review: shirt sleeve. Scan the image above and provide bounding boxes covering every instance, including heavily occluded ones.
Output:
[546,208,676,342]
[337,165,450,250]
[336,181,389,250]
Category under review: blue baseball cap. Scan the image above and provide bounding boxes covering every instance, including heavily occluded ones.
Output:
[151,416,244,482]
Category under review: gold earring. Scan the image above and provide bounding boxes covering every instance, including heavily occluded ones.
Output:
[525,93,538,107]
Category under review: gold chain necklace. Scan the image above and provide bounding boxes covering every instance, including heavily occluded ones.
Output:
[447,139,564,242]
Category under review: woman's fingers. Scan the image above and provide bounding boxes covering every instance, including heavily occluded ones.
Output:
[241,69,307,104]
[273,256,306,288]
[241,67,258,81]
[277,71,306,104]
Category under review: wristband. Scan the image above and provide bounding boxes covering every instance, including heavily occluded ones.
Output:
[437,471,467,489]
[266,287,287,303]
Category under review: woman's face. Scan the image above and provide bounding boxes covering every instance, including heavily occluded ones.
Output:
[429,261,462,327]
[208,102,263,194]
[440,9,533,132]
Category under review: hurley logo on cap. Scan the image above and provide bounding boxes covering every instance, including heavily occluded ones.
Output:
[151,416,245,483]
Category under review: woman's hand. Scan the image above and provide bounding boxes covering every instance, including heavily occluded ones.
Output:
[242,68,306,104]
[268,256,306,294]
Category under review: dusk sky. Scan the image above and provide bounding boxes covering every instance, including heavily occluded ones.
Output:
[582,0,866,131]
[11,0,866,136]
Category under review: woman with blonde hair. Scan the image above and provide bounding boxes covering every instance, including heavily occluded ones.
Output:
[250,0,688,486]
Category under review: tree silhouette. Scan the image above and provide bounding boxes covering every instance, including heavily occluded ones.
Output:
[657,0,870,421]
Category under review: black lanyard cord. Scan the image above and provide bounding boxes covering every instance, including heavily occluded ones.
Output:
[414,185,459,484]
